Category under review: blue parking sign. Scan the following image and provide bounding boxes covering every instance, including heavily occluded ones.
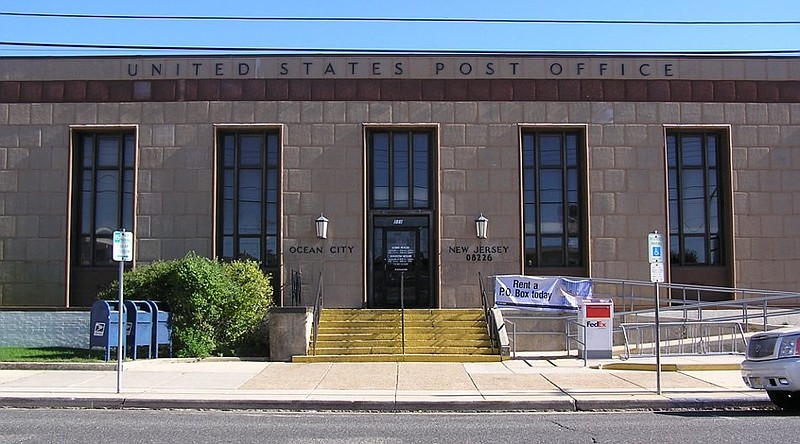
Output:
[648,232,664,263]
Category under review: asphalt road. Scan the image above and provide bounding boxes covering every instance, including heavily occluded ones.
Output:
[0,408,795,443]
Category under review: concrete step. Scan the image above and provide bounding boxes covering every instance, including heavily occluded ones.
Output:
[315,340,492,350]
[305,308,500,362]
[320,309,485,321]
[311,347,495,355]
[311,346,497,356]
[317,333,487,341]
[317,323,401,330]
[403,332,490,340]
[313,346,404,355]
[293,353,503,363]
[316,332,403,340]
[321,312,401,321]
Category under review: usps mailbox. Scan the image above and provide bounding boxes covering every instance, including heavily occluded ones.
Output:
[124,300,153,360]
[578,299,614,359]
[90,300,124,362]
[147,300,172,358]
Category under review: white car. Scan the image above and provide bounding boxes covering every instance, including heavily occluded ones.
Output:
[741,326,800,410]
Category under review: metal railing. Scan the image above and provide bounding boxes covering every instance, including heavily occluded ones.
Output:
[503,315,586,366]
[620,321,747,360]
[484,274,800,360]
[503,313,574,355]
[478,272,500,353]
[400,271,405,355]
[593,278,800,358]
[592,277,800,328]
[567,319,588,367]
[290,269,302,306]
[310,270,324,356]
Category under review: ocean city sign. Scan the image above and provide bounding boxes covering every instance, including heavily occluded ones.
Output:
[287,244,355,255]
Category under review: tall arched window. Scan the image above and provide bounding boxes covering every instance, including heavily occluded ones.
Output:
[217,130,281,278]
[667,131,725,266]
[522,130,586,276]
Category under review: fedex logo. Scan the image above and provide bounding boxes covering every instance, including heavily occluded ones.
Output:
[587,320,607,328]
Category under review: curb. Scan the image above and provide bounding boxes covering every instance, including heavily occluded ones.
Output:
[0,358,204,371]
[573,397,772,412]
[0,396,774,412]
[0,362,117,371]
[594,363,742,372]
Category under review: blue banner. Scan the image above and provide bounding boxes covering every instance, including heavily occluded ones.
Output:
[494,275,593,311]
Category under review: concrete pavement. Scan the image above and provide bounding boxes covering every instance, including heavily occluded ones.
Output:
[0,354,774,412]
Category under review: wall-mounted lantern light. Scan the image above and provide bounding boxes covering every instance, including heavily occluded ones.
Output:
[315,214,329,239]
[475,214,489,239]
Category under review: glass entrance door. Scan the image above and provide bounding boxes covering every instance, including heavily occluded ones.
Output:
[370,215,433,308]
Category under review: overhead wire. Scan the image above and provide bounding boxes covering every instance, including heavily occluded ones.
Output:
[1,11,799,25]
[0,11,797,56]
[0,40,796,56]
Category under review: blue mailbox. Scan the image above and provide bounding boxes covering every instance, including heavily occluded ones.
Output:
[147,300,172,358]
[124,300,153,359]
[89,300,124,362]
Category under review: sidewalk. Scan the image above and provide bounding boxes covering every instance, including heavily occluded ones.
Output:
[0,354,772,412]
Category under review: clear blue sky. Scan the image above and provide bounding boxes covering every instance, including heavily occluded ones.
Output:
[0,1,798,57]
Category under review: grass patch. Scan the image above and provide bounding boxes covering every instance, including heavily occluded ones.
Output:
[0,347,105,362]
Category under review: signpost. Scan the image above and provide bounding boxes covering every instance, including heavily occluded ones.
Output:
[647,231,664,395]
[387,243,413,354]
[112,229,133,394]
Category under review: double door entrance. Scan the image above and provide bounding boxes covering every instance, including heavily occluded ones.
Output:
[369,215,434,309]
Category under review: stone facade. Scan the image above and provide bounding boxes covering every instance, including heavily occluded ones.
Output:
[1,55,799,309]
[0,311,90,348]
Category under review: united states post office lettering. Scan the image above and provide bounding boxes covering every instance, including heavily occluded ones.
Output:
[125,59,675,79]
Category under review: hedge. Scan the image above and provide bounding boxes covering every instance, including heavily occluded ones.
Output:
[98,252,274,357]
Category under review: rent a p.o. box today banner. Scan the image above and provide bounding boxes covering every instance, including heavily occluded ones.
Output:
[494,275,593,311]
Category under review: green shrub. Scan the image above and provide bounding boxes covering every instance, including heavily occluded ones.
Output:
[219,260,273,354]
[98,252,274,358]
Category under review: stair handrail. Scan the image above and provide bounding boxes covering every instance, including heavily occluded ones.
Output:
[478,272,500,353]
[400,271,405,355]
[290,269,302,306]
[311,270,324,356]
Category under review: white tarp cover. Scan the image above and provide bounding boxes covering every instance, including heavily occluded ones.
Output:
[494,275,593,311]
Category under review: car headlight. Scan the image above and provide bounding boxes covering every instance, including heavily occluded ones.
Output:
[778,334,800,358]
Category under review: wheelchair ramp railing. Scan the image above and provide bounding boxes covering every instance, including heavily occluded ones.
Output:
[481,273,800,359]
[620,320,747,360]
